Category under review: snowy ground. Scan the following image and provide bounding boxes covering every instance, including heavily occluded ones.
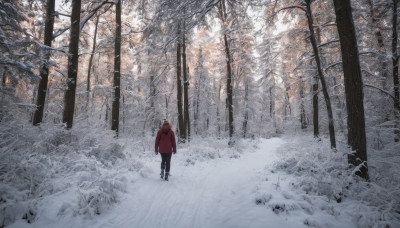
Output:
[7,137,361,228]
[1,122,399,228]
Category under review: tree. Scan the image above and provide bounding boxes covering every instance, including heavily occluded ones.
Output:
[299,75,308,129]
[312,26,321,137]
[62,0,82,129]
[333,0,369,180]
[182,30,190,141]
[218,0,234,142]
[86,13,100,110]
[304,0,336,148]
[391,0,400,141]
[176,24,185,142]
[111,0,121,136]
[270,1,336,148]
[242,76,249,137]
[33,0,55,126]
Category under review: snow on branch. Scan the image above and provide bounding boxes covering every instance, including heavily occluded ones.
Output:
[53,1,114,39]
[55,69,68,79]
[267,5,307,24]
[9,39,70,56]
[148,0,221,53]
[318,39,340,48]
[0,58,36,77]
[324,61,342,72]
[364,83,396,101]
[359,51,391,59]
[312,21,337,28]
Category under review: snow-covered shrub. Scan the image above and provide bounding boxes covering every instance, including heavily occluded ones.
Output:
[0,119,139,226]
[273,135,400,227]
[177,136,258,163]
[89,143,126,166]
[76,177,127,217]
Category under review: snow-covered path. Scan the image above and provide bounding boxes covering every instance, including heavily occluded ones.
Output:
[87,138,306,228]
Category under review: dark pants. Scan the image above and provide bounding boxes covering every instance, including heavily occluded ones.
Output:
[160,153,172,172]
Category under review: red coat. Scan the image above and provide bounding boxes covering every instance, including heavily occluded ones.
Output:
[155,124,176,153]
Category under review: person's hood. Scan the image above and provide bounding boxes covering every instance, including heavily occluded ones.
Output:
[161,124,171,134]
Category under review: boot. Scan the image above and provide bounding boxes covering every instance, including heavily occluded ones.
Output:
[160,168,164,179]
[165,172,169,181]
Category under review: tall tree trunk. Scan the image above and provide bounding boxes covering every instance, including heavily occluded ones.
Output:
[2,67,5,87]
[0,67,6,122]
[242,77,249,138]
[392,0,400,142]
[182,32,190,141]
[122,95,125,133]
[176,28,185,142]
[218,0,234,141]
[33,0,55,126]
[62,0,81,129]
[105,102,109,123]
[86,14,99,110]
[165,96,168,119]
[367,0,389,90]
[111,0,121,137]
[333,0,369,180]
[305,0,336,148]
[150,71,156,136]
[312,27,321,137]
[299,76,307,129]
[194,74,201,135]
[217,81,222,138]
[284,83,291,121]
[224,33,234,140]
[270,77,277,132]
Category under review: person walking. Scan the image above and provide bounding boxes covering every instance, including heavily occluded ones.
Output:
[155,119,176,181]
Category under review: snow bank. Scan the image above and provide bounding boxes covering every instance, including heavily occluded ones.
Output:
[271,135,400,227]
[0,120,140,227]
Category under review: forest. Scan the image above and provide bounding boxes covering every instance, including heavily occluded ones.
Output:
[1,0,400,227]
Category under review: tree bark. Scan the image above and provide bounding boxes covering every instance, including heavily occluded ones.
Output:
[312,27,321,137]
[218,1,234,141]
[182,31,190,141]
[150,72,155,136]
[242,77,249,137]
[392,0,400,142]
[367,0,389,90]
[305,0,336,148]
[62,0,81,129]
[176,27,185,142]
[33,0,55,126]
[111,0,121,137]
[194,69,201,135]
[217,80,222,138]
[284,83,291,121]
[0,67,6,122]
[224,33,234,140]
[333,0,369,180]
[86,14,99,110]
[270,78,276,131]
[299,76,307,129]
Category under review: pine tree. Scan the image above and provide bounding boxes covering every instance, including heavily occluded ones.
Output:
[333,0,369,180]
[111,0,122,137]
[62,0,82,129]
[33,0,55,126]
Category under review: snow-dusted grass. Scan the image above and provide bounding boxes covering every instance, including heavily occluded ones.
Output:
[270,135,400,228]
